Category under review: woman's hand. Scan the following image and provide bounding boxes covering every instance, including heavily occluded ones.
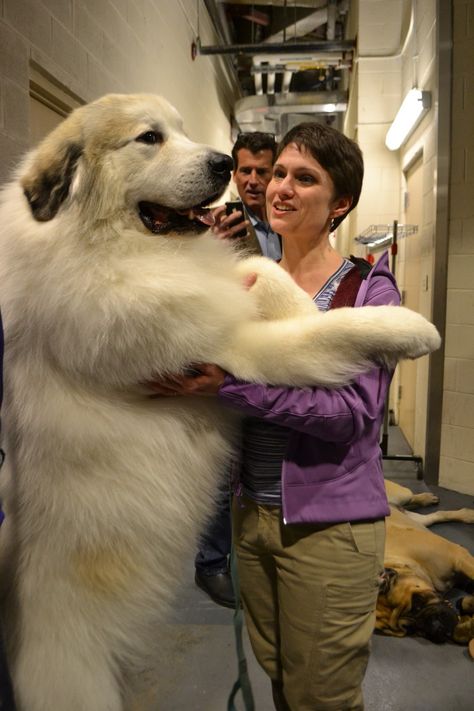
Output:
[147,363,227,397]
[146,273,255,398]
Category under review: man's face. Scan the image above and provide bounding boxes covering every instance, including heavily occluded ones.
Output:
[233,148,274,219]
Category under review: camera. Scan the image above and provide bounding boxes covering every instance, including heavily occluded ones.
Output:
[225,200,247,238]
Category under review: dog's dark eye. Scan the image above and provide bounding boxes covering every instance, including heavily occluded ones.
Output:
[136,131,163,145]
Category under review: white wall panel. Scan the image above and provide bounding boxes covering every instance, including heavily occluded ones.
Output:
[0,0,238,182]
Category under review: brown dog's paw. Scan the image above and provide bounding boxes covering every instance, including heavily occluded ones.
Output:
[459,595,474,615]
[411,492,440,507]
[453,615,474,644]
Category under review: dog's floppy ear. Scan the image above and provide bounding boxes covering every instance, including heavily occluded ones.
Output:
[375,598,407,637]
[379,567,397,595]
[21,114,84,222]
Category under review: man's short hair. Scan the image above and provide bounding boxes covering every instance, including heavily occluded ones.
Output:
[232,132,277,169]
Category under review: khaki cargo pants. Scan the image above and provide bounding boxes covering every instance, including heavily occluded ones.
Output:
[232,496,385,711]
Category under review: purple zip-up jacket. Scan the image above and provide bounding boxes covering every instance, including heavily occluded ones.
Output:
[218,251,398,525]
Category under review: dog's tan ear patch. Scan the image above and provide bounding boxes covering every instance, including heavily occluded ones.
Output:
[375,598,408,637]
[22,142,83,222]
[375,598,396,633]
[379,567,397,594]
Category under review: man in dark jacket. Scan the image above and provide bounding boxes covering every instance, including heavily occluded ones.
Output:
[194,132,280,607]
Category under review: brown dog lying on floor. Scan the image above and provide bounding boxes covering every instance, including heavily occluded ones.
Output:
[376,480,474,646]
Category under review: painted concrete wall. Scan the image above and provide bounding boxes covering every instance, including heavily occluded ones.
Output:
[341,1,474,493]
[389,0,438,466]
[441,0,474,494]
[0,0,239,184]
[344,0,474,495]
[2,0,473,496]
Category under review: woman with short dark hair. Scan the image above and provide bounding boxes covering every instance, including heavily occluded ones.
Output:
[154,122,398,710]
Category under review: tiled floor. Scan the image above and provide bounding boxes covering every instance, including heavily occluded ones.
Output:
[6,428,474,711]
[3,429,472,710]
[154,427,474,710]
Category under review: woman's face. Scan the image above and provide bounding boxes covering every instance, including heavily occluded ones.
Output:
[266,143,350,241]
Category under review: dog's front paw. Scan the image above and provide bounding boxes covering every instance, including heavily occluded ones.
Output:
[235,256,316,320]
[413,492,440,507]
[456,508,474,524]
[400,310,441,358]
[459,595,474,615]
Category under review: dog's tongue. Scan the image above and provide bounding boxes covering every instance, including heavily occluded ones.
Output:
[179,207,215,226]
[139,201,215,233]
[145,204,171,225]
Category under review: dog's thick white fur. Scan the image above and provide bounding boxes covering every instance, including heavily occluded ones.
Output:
[0,94,440,711]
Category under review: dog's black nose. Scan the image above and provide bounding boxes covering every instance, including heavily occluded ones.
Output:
[208,153,233,176]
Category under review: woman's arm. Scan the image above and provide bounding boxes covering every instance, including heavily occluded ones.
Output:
[149,275,400,444]
[218,367,389,444]
[217,278,400,444]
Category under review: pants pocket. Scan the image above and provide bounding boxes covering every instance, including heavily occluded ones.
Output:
[348,520,385,566]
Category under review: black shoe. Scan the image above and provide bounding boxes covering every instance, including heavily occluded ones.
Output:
[194,570,236,608]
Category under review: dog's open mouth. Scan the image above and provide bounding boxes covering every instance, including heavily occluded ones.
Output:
[138,199,218,235]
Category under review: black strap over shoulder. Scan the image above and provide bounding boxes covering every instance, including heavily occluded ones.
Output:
[349,254,372,279]
[329,255,372,310]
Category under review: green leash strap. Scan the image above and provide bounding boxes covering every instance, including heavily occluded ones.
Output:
[227,541,255,711]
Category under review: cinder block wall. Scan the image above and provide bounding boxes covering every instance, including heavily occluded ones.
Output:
[0,0,239,183]
[344,0,474,495]
[441,0,474,494]
[343,0,438,468]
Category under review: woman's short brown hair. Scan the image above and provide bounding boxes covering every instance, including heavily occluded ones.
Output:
[277,122,364,232]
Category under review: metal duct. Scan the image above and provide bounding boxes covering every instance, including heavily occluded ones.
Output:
[235,90,347,137]
[251,51,350,96]
[263,8,328,44]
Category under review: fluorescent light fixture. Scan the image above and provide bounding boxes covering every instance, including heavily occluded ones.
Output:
[385,89,431,150]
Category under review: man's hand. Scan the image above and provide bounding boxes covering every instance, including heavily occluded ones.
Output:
[147,363,226,397]
[211,205,250,240]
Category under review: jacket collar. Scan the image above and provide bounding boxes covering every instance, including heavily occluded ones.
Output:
[354,251,398,307]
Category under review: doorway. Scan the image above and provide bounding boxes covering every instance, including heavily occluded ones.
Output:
[29,66,82,146]
[396,157,423,452]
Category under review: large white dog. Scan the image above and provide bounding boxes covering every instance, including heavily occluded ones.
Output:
[0,94,440,711]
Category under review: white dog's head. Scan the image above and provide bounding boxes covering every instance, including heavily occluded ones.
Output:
[21,93,233,235]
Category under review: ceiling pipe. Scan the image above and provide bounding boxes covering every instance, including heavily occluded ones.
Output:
[235,90,348,116]
[205,0,233,44]
[251,62,297,95]
[197,39,355,56]
[356,0,413,59]
[216,0,326,6]
[263,8,328,44]
[253,58,263,95]
[282,70,293,93]
[267,70,276,94]
[202,0,240,87]
[252,51,349,82]
[326,0,337,40]
[251,47,350,96]
[253,51,349,66]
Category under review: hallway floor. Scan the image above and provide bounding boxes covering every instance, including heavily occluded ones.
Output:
[154,428,474,710]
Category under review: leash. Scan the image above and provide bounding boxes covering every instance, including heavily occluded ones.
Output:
[227,538,255,711]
